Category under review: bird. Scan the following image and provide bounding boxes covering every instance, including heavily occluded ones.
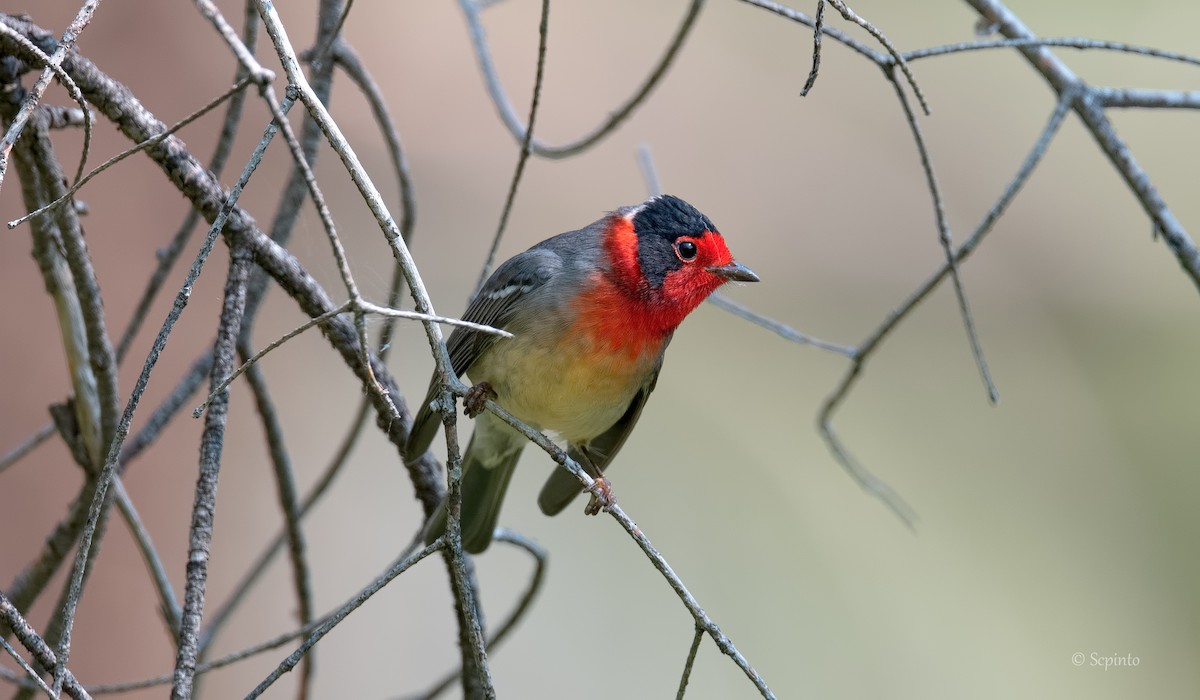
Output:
[405,194,758,553]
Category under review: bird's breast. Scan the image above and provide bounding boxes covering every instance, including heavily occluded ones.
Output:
[467,321,665,444]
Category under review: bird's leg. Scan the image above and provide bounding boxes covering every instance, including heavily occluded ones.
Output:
[463,381,497,418]
[584,478,615,516]
[577,450,616,516]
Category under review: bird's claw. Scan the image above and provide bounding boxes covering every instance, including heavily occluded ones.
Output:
[463,382,496,418]
[584,477,615,516]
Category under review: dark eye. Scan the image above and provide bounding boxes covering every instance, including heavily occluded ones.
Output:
[675,240,698,261]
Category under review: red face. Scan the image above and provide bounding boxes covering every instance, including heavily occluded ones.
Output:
[593,211,756,345]
[657,229,740,314]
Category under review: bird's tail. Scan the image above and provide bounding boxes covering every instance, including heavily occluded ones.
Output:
[422,413,524,553]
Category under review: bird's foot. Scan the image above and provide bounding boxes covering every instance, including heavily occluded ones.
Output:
[584,477,616,516]
[463,382,496,418]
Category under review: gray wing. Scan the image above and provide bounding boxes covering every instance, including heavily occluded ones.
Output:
[536,352,665,516]
[404,246,565,463]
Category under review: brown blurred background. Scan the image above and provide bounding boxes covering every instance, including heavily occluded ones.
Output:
[2,1,1198,698]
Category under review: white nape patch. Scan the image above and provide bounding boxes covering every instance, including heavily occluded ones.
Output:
[484,283,535,301]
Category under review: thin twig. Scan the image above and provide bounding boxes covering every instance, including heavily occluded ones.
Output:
[707,293,856,356]
[9,78,254,229]
[193,301,510,417]
[438,388,495,697]
[799,0,824,96]
[242,349,316,699]
[329,40,416,241]
[0,0,99,192]
[171,248,252,700]
[199,396,373,654]
[460,0,707,158]
[473,0,550,293]
[245,540,444,700]
[902,36,1200,66]
[329,38,417,359]
[111,477,182,637]
[962,0,1200,291]
[88,616,327,695]
[478,397,776,699]
[114,2,259,362]
[737,0,884,62]
[884,71,998,403]
[264,82,386,403]
[410,528,548,700]
[120,352,213,463]
[1,636,54,696]
[0,422,55,474]
[675,625,705,700]
[193,0,275,85]
[826,0,930,114]
[0,590,92,700]
[818,88,1078,528]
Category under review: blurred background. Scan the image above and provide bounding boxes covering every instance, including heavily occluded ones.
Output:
[2,0,1198,697]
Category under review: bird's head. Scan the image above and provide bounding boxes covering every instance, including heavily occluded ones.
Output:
[604,195,758,327]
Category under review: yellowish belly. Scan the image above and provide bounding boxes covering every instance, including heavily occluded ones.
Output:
[468,332,660,444]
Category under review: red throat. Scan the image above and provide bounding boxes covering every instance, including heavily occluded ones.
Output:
[569,215,733,357]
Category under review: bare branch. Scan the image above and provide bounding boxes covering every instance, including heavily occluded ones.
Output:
[245,541,444,699]
[460,0,706,158]
[0,590,92,700]
[0,422,55,474]
[675,625,705,700]
[171,248,252,700]
[473,0,550,293]
[0,0,98,192]
[962,0,1200,291]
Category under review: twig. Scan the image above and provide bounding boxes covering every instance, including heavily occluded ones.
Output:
[0,422,55,474]
[1093,87,1200,109]
[818,87,1078,529]
[245,540,444,699]
[111,477,182,637]
[883,71,998,403]
[192,0,275,86]
[9,77,254,229]
[329,38,417,358]
[264,81,386,403]
[737,0,884,62]
[199,396,374,654]
[961,0,1200,291]
[193,301,510,417]
[438,388,495,697]
[115,2,259,363]
[478,397,776,699]
[0,0,98,192]
[171,248,253,700]
[329,39,416,241]
[242,348,315,699]
[825,0,929,114]
[88,617,328,694]
[707,293,856,356]
[0,590,92,700]
[120,352,213,463]
[800,0,824,96]
[1,636,54,696]
[409,528,548,700]
[901,36,1200,66]
[5,98,121,697]
[675,625,705,700]
[460,0,706,158]
[254,4,497,694]
[473,0,550,293]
